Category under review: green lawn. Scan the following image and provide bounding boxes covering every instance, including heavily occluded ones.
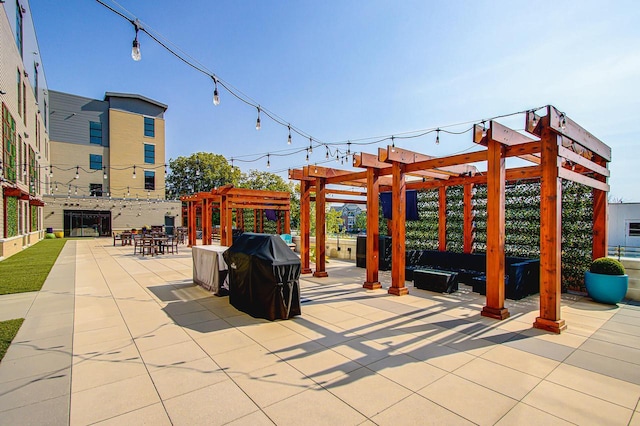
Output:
[0,318,24,361]
[0,239,67,295]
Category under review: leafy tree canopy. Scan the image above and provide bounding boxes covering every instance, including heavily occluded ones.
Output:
[165,152,240,198]
[238,169,294,193]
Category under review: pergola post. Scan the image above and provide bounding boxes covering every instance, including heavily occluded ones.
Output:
[220,196,231,246]
[364,167,381,289]
[482,137,509,320]
[202,198,211,245]
[534,128,566,333]
[439,186,447,251]
[300,180,312,274]
[187,201,197,247]
[463,183,474,253]
[313,177,329,278]
[593,157,609,260]
[253,209,257,232]
[284,210,291,234]
[389,161,408,295]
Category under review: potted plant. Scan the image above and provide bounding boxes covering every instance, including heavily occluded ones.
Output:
[585,257,628,304]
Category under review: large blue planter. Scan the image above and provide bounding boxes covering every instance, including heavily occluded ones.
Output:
[584,271,628,304]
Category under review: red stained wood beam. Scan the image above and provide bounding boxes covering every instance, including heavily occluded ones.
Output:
[548,106,611,162]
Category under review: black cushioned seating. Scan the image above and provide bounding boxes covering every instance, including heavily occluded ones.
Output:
[414,269,459,293]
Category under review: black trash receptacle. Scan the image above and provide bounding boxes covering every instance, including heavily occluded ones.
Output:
[223,233,301,320]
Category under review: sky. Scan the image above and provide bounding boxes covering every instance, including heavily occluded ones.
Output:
[28,0,640,201]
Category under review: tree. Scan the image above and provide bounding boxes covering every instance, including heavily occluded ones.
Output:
[326,208,343,235]
[165,152,240,198]
[355,211,367,232]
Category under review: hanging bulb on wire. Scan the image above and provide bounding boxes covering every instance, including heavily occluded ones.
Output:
[255,107,261,130]
[308,137,313,154]
[305,149,309,162]
[560,113,567,131]
[49,165,53,178]
[435,129,440,145]
[164,164,167,177]
[314,163,318,173]
[266,154,270,168]
[336,152,339,163]
[127,186,130,197]
[481,121,487,138]
[132,165,137,179]
[391,136,395,153]
[131,21,141,61]
[75,166,79,179]
[347,142,351,156]
[212,77,220,106]
[325,147,329,160]
[195,158,200,176]
[287,125,292,145]
[74,186,78,195]
[103,166,107,180]
[531,110,538,126]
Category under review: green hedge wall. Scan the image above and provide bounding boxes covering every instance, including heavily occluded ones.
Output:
[6,197,18,237]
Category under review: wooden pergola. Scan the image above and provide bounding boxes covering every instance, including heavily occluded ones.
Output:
[181,185,291,247]
[290,106,610,333]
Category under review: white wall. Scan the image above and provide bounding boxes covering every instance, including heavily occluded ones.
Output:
[609,203,640,248]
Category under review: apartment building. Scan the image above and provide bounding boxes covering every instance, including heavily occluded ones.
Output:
[44,91,182,237]
[0,1,49,258]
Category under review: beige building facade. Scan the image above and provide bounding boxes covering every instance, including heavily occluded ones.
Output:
[1,1,49,259]
[44,90,179,236]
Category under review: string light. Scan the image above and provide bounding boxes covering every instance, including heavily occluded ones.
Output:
[435,129,440,145]
[164,164,167,177]
[305,149,309,162]
[287,125,292,145]
[314,164,318,173]
[132,165,137,179]
[75,166,79,179]
[531,111,538,126]
[103,166,108,180]
[266,153,270,168]
[127,187,130,196]
[325,146,329,160]
[212,77,220,106]
[195,158,200,176]
[49,165,53,178]
[131,20,141,61]
[74,186,78,195]
[308,137,313,154]
[391,136,395,152]
[256,107,261,130]
[481,121,487,138]
[560,113,567,131]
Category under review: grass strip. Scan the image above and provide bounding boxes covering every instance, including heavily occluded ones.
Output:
[0,318,24,362]
[0,239,67,295]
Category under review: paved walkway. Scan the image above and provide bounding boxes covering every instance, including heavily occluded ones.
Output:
[0,239,639,425]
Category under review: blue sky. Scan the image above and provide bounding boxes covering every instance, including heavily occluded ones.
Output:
[30,0,640,200]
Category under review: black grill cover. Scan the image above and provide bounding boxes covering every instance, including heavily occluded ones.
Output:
[223,233,301,320]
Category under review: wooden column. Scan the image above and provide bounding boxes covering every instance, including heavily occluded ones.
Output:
[313,177,328,278]
[300,180,312,274]
[482,138,509,320]
[364,167,381,289]
[220,196,230,246]
[276,211,282,234]
[253,209,257,232]
[389,162,408,295]
[284,210,291,235]
[593,158,609,260]
[463,183,474,253]
[534,129,566,333]
[202,198,211,245]
[187,201,197,247]
[438,186,447,251]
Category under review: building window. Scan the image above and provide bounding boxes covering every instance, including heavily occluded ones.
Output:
[629,223,640,237]
[90,121,102,144]
[144,117,155,137]
[90,183,103,197]
[144,170,155,190]
[2,103,17,182]
[89,154,102,170]
[17,69,22,117]
[144,143,155,164]
[15,1,23,57]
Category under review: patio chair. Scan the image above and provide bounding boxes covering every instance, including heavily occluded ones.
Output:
[164,236,179,254]
[140,237,157,256]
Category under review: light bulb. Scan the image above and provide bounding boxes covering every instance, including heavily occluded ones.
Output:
[325,147,329,160]
[560,114,567,131]
[213,78,220,105]
[391,136,395,153]
[532,112,538,126]
[103,167,107,179]
[74,187,77,195]
[131,37,141,61]
[49,166,53,178]
[287,125,292,144]
[481,122,487,138]
[75,166,79,179]
[305,149,309,162]
[314,164,318,173]
[132,165,137,179]
[164,165,167,177]
[256,107,261,130]
[435,129,440,145]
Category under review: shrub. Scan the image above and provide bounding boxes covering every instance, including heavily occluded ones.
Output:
[590,257,625,276]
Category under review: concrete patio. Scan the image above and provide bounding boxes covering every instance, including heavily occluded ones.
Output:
[0,239,639,425]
